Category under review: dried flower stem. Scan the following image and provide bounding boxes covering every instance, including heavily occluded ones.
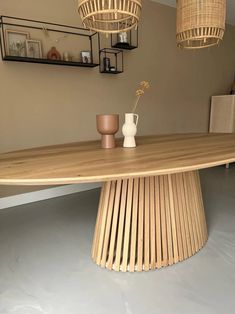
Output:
[131,81,150,113]
[132,95,141,113]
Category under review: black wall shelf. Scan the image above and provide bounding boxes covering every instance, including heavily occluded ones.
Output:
[99,48,123,74]
[3,55,99,67]
[0,16,100,68]
[112,42,137,50]
[100,70,123,74]
[0,16,139,74]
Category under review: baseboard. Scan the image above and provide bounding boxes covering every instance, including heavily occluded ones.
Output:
[0,183,102,210]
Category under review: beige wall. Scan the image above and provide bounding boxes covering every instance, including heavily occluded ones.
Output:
[0,0,235,196]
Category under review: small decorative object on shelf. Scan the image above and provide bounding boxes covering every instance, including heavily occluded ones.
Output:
[111,28,138,50]
[5,29,29,57]
[26,39,42,58]
[63,52,69,61]
[80,51,91,63]
[109,66,116,72]
[99,48,123,74]
[122,81,150,148]
[0,16,99,68]
[47,47,61,60]
[103,57,110,72]
[96,114,119,149]
[119,32,128,43]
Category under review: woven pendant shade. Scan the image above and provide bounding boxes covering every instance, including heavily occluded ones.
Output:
[176,0,226,49]
[77,0,142,34]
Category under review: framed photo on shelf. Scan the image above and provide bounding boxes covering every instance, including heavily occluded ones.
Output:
[5,29,30,57]
[81,51,91,63]
[26,39,42,58]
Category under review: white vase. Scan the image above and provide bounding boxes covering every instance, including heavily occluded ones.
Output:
[122,113,139,148]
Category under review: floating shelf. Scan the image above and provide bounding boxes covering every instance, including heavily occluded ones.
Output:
[100,70,123,75]
[0,16,139,74]
[112,43,137,50]
[3,55,99,67]
[0,15,100,68]
[99,48,123,74]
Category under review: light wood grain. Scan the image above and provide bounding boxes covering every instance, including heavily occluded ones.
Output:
[1,133,235,185]
[92,171,207,272]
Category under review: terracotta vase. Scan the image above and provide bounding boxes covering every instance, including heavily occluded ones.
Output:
[96,114,119,149]
[47,47,61,60]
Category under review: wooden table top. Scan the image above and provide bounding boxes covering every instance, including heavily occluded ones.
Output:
[0,133,235,185]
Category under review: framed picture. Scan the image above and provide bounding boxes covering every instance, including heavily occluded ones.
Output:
[81,51,91,63]
[26,39,42,58]
[5,29,30,57]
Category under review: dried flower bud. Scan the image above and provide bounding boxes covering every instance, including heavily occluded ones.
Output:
[140,81,150,89]
[132,81,151,113]
[136,89,144,96]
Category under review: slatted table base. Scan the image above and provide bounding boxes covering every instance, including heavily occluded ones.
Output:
[92,171,208,272]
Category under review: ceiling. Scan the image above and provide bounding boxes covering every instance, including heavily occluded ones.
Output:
[152,0,235,26]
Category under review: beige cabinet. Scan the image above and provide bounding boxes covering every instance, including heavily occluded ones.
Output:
[210,95,235,168]
[209,95,235,133]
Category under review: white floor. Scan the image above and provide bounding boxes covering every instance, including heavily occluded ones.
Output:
[0,166,235,314]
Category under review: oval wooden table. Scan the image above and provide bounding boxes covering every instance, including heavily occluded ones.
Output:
[1,133,235,272]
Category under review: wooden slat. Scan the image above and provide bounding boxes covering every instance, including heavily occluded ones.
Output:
[101,181,116,267]
[171,174,184,262]
[155,176,162,268]
[144,177,150,271]
[129,178,139,272]
[175,173,188,259]
[168,175,179,264]
[106,180,122,269]
[183,172,197,253]
[193,171,204,247]
[195,171,208,242]
[92,183,105,260]
[181,173,192,257]
[114,179,128,271]
[160,175,168,266]
[122,178,134,272]
[137,177,144,271]
[96,181,112,265]
[164,175,174,265]
[150,176,156,269]
[188,171,202,250]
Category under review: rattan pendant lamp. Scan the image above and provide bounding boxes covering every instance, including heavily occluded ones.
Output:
[176,0,226,49]
[77,0,142,34]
